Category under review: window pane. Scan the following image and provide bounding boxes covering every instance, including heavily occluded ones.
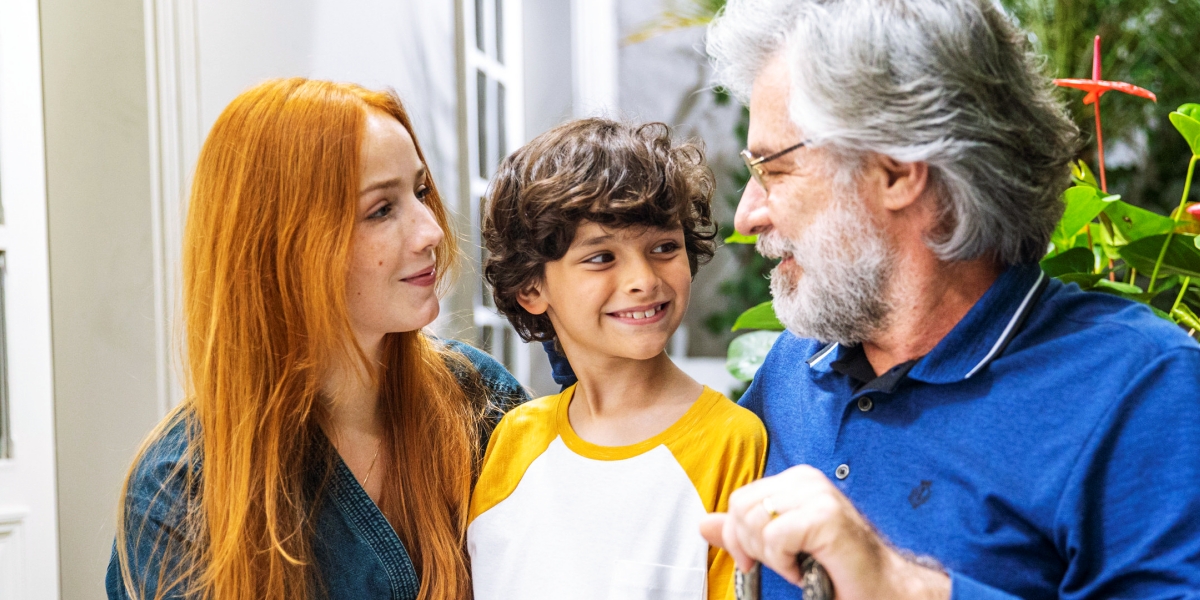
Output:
[0,252,10,458]
[474,0,486,53]
[497,82,507,166]
[494,0,504,64]
[477,70,488,179]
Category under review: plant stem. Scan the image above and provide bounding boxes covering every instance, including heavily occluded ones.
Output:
[1095,103,1107,192]
[1149,155,1199,292]
[1171,277,1192,317]
[1092,36,1108,193]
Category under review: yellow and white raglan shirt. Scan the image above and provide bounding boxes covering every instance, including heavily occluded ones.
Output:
[467,385,766,600]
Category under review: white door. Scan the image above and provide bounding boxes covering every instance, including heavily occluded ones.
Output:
[0,0,62,598]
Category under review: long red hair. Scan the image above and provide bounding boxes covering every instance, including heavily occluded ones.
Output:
[115,78,480,600]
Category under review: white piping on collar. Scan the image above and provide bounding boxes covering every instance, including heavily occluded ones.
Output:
[963,271,1046,380]
[806,342,840,368]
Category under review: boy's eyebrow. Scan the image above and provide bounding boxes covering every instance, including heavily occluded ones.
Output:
[574,233,616,248]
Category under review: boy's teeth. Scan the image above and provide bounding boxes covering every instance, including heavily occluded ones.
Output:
[621,305,659,319]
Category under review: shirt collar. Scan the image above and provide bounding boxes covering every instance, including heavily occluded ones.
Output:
[907,263,1047,384]
[804,263,1047,386]
[829,344,920,395]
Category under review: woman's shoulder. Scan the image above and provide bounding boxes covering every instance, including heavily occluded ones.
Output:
[123,409,200,521]
[435,337,530,407]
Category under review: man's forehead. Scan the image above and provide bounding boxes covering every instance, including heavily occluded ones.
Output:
[748,54,803,152]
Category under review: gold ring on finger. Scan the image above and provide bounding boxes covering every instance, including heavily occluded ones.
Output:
[762,496,780,520]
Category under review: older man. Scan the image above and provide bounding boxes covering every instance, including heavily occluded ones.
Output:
[699,1,1200,599]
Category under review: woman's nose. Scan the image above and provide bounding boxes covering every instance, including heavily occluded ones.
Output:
[734,180,773,236]
[410,202,444,253]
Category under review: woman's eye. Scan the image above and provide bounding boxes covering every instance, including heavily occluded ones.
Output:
[584,252,614,264]
[416,185,431,203]
[367,202,393,220]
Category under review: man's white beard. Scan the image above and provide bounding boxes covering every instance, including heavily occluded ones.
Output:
[756,189,894,346]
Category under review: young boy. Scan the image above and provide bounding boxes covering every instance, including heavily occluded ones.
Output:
[470,118,766,600]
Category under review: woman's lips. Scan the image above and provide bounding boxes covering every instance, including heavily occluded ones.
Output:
[607,301,670,325]
[401,267,436,287]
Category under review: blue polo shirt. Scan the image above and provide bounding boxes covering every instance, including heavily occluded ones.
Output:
[740,263,1200,600]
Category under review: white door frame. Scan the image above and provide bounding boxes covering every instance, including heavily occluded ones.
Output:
[143,0,202,415]
[0,0,62,598]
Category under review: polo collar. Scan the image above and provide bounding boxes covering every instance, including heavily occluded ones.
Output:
[830,344,920,394]
[907,263,1047,384]
[804,263,1047,385]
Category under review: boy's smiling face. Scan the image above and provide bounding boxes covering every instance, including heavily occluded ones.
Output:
[518,221,692,364]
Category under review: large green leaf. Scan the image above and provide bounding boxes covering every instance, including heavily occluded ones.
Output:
[1041,246,1095,277]
[731,300,784,331]
[1051,186,1116,252]
[726,330,782,382]
[1103,200,1176,243]
[724,232,759,244]
[1169,104,1200,156]
[1092,279,1143,295]
[1118,234,1200,279]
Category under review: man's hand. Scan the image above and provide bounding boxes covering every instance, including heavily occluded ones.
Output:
[700,465,951,600]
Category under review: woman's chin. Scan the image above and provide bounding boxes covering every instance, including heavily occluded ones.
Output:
[392,299,441,333]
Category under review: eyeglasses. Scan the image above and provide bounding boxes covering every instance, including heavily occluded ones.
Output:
[740,139,810,192]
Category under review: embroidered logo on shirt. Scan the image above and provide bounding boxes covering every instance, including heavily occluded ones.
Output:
[908,480,932,508]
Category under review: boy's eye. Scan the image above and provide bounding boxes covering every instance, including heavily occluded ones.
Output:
[583,252,614,265]
[367,201,393,220]
[652,241,681,254]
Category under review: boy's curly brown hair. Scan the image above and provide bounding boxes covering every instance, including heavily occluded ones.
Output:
[482,118,717,343]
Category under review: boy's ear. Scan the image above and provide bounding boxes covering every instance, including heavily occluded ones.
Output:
[516,281,549,316]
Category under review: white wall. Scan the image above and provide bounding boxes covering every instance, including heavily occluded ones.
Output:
[39,0,161,596]
[195,0,460,226]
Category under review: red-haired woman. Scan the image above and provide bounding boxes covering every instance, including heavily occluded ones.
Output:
[106,79,526,600]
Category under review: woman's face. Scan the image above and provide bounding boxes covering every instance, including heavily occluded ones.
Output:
[346,109,445,347]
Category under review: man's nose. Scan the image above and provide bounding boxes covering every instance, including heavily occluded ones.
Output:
[734,180,772,236]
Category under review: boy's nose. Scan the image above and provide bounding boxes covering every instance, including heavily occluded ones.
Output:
[623,257,661,295]
[734,180,773,236]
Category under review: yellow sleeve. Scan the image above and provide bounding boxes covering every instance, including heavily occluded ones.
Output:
[664,389,767,600]
[467,392,564,525]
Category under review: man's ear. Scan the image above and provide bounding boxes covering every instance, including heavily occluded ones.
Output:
[871,155,929,212]
[516,281,549,316]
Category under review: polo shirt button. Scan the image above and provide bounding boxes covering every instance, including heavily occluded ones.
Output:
[835,464,850,480]
[857,397,873,412]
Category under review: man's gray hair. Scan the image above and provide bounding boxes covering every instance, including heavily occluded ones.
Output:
[707,0,1081,265]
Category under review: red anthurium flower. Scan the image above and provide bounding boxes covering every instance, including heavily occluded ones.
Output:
[1054,36,1157,192]
[1053,79,1157,105]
